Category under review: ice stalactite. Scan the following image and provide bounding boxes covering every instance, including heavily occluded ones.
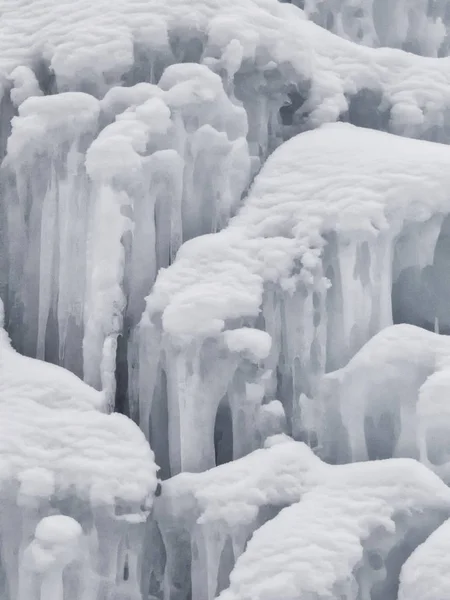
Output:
[153,437,325,600]
[308,325,450,476]
[0,309,105,412]
[18,515,83,600]
[218,458,450,600]
[141,123,450,470]
[136,326,272,477]
[0,92,100,375]
[85,63,250,410]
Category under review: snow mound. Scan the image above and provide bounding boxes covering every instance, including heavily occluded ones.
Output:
[0,398,157,508]
[398,517,450,600]
[0,320,105,412]
[149,437,327,600]
[309,324,450,476]
[138,122,450,474]
[219,458,450,600]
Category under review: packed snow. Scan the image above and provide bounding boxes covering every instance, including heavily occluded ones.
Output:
[2,1,450,600]
[138,122,450,475]
[219,458,450,600]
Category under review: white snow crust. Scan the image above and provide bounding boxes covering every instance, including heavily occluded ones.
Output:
[139,122,450,475]
[219,458,450,600]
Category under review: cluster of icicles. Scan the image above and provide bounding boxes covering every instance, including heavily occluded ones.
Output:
[4,5,450,600]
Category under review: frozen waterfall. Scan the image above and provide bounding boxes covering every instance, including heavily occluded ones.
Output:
[3,0,450,599]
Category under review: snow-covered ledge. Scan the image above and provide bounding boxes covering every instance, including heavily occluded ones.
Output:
[136,122,450,475]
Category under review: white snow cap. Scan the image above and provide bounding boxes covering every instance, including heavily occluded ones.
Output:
[0,398,158,509]
[219,458,450,600]
[147,123,450,341]
[157,437,325,528]
[0,323,105,412]
[2,0,450,132]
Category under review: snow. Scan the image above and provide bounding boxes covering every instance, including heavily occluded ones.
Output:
[398,517,450,600]
[0,394,158,600]
[0,308,105,412]
[3,0,450,145]
[219,458,450,600]
[151,437,326,600]
[310,324,450,475]
[3,2,450,600]
[139,122,450,474]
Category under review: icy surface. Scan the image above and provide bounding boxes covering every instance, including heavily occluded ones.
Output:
[140,122,450,474]
[398,516,450,600]
[219,458,450,600]
[3,1,450,600]
[310,324,450,476]
[0,304,105,412]
[300,0,450,56]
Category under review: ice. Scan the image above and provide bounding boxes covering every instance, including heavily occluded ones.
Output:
[4,1,450,600]
[2,92,100,375]
[151,437,326,600]
[219,458,450,600]
[299,0,450,56]
[140,123,450,472]
[0,304,105,411]
[0,396,158,600]
[398,517,450,600]
[309,325,450,471]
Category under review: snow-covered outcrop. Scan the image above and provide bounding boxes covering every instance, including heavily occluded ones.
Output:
[3,2,450,600]
[308,325,450,474]
[137,122,450,474]
[398,516,450,600]
[149,437,325,600]
[0,397,158,600]
[219,458,450,600]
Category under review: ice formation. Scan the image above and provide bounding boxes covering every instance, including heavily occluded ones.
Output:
[219,458,450,600]
[139,122,450,474]
[0,394,158,600]
[308,325,450,475]
[3,0,450,599]
[398,516,450,600]
[150,437,325,600]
